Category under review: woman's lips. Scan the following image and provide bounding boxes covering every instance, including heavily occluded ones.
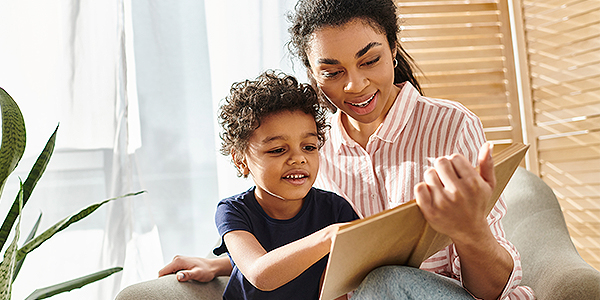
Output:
[346,92,378,115]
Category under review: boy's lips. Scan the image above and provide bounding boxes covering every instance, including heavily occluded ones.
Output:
[282,170,310,185]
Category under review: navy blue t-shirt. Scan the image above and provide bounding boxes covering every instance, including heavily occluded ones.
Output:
[214,187,359,300]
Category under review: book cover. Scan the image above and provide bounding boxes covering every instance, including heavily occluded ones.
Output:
[319,143,530,300]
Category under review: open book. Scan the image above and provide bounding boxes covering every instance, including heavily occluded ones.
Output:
[319,143,530,300]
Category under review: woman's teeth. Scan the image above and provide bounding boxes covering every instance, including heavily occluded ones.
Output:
[350,93,375,108]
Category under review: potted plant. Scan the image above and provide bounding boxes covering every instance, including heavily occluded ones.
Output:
[0,87,143,299]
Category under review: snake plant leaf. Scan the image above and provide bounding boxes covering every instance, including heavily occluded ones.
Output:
[0,88,26,198]
[15,191,145,261]
[0,184,23,300]
[0,125,57,253]
[12,211,42,282]
[24,267,122,300]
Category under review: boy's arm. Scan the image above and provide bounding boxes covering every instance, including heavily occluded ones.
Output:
[224,223,341,291]
[159,255,232,282]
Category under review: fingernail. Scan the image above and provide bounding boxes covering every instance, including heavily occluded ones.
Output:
[488,143,494,156]
[177,272,185,280]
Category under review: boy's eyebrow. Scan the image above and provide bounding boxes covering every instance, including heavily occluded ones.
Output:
[261,132,318,144]
[262,135,286,144]
[316,42,382,65]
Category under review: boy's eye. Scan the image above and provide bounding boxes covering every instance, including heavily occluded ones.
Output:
[268,148,285,154]
[304,145,317,152]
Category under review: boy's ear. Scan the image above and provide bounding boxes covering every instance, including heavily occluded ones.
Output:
[232,150,249,176]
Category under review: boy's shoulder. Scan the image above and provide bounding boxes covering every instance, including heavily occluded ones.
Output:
[309,187,354,209]
[217,187,256,209]
[310,187,344,201]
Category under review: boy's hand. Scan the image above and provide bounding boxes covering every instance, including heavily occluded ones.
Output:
[159,255,232,282]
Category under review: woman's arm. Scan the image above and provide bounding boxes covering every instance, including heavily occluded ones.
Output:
[415,142,512,300]
[224,224,340,291]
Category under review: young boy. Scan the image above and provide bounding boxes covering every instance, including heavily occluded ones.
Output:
[213,70,359,299]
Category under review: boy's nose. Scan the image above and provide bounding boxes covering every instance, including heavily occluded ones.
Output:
[288,152,307,165]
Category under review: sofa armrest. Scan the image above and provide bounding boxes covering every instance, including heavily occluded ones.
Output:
[502,167,600,300]
[115,274,228,300]
[115,241,229,300]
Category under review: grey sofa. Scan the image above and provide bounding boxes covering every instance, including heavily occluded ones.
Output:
[115,167,600,300]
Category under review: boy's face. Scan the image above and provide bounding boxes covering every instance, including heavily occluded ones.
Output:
[238,110,320,208]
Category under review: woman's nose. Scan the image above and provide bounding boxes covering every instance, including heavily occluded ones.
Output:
[344,69,368,93]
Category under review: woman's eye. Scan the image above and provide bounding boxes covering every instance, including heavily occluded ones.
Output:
[363,57,380,66]
[321,70,342,79]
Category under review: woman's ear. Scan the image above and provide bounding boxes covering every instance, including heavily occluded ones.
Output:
[232,150,249,176]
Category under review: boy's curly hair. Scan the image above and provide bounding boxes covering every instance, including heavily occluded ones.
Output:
[218,70,329,177]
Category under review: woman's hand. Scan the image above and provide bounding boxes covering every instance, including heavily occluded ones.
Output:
[414,142,495,244]
[158,255,232,282]
[414,142,513,299]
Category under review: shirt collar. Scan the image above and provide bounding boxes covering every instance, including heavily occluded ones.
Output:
[372,81,419,143]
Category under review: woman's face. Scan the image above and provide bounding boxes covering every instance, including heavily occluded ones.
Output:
[306,19,399,125]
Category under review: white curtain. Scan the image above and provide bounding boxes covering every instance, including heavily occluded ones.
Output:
[0,0,302,299]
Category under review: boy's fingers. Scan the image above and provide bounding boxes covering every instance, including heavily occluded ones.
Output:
[176,271,190,282]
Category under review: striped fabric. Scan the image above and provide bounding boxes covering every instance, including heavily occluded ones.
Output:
[315,82,534,299]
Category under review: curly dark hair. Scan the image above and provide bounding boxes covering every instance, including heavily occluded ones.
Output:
[287,0,422,106]
[218,70,329,177]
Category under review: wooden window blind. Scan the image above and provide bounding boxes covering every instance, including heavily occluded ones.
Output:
[396,0,523,154]
[396,0,600,271]
[520,0,600,270]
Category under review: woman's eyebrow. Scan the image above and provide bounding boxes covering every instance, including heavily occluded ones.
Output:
[317,58,340,65]
[316,42,383,65]
[355,42,382,59]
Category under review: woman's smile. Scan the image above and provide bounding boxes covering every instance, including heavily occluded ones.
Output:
[345,91,378,115]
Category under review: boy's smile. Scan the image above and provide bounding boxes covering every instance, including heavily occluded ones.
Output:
[238,110,320,219]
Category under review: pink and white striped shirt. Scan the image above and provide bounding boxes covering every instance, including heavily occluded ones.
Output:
[316,82,535,299]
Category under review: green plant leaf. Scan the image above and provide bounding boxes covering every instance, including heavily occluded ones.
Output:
[15,191,145,261]
[0,125,57,253]
[0,87,26,198]
[0,184,23,300]
[13,211,42,282]
[24,267,123,300]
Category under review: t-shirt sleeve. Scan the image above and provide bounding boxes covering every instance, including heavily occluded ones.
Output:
[213,199,252,256]
[335,194,360,223]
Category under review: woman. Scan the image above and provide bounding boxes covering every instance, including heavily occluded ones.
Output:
[284,1,533,299]
[125,0,534,299]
